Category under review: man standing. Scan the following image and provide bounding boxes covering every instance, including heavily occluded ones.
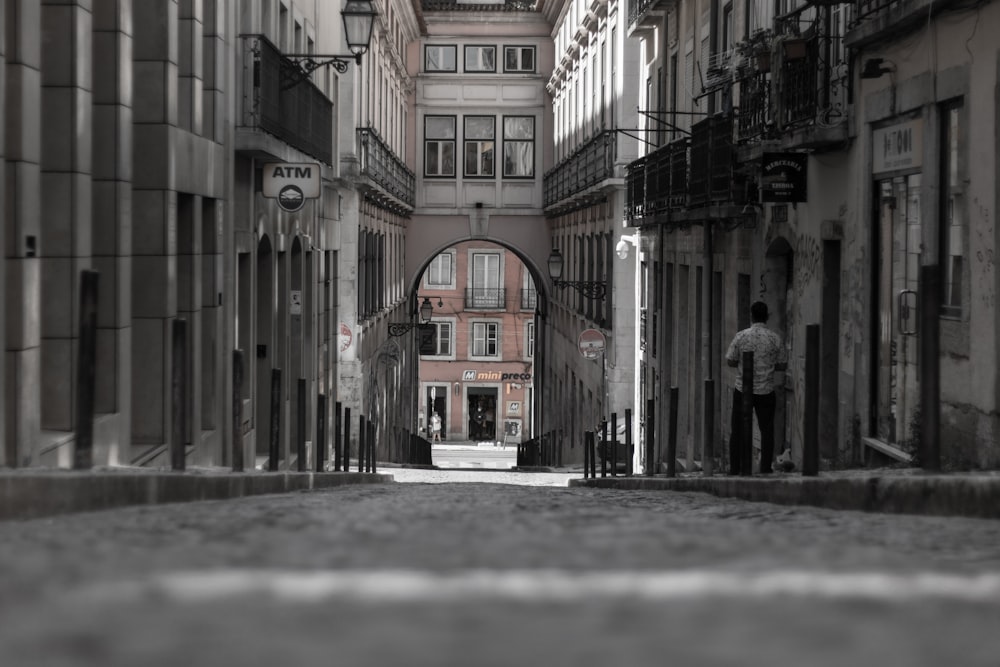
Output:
[726,301,787,474]
[430,411,442,443]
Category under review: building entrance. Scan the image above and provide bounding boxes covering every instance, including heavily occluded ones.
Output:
[874,174,922,448]
[467,388,498,442]
[426,385,448,440]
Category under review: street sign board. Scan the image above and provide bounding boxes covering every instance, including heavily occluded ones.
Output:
[262,162,321,212]
[578,328,606,360]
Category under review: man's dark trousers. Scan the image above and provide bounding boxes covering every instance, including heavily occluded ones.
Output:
[729,389,777,474]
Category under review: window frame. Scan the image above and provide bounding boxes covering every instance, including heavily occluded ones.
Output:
[424,44,457,72]
[424,115,457,178]
[463,115,496,178]
[503,45,536,73]
[471,320,501,359]
[422,319,455,360]
[464,45,497,73]
[524,321,535,359]
[939,98,965,319]
[502,115,536,179]
[424,251,456,289]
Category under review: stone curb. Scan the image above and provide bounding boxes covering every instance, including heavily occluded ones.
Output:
[568,475,1000,520]
[0,471,394,521]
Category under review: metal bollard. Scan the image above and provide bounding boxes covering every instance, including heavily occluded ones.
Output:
[343,407,351,471]
[610,412,618,477]
[666,387,678,477]
[358,415,366,473]
[232,349,245,472]
[334,402,343,471]
[268,368,282,472]
[920,264,942,472]
[625,409,633,476]
[171,318,188,472]
[742,352,754,476]
[369,420,376,473]
[583,431,593,479]
[316,394,327,472]
[704,379,715,476]
[803,325,820,476]
[74,270,99,470]
[645,398,655,477]
[600,420,609,478]
[296,379,306,472]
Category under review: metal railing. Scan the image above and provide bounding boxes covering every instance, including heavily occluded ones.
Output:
[544,129,618,209]
[624,138,688,224]
[465,288,507,310]
[627,0,661,26]
[358,127,415,208]
[241,34,333,165]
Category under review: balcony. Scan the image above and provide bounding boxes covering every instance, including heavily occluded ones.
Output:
[239,35,333,165]
[358,127,415,210]
[689,114,747,208]
[624,138,688,226]
[846,0,961,49]
[465,288,507,310]
[628,0,670,33]
[544,129,618,213]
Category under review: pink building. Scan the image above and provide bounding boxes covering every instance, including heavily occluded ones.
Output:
[418,241,536,443]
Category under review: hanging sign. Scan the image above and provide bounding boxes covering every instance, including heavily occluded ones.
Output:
[761,153,808,203]
[263,162,321,212]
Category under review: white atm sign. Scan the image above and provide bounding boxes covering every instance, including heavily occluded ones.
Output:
[263,163,321,212]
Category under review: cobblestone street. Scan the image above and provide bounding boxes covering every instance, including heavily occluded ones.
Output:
[2,474,999,665]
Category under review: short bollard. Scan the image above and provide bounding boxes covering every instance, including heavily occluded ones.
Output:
[742,352,754,476]
[342,406,351,472]
[666,387,679,478]
[624,408,633,476]
[645,398,655,477]
[600,420,609,478]
[358,415,366,473]
[269,368,282,472]
[610,412,618,477]
[316,394,327,472]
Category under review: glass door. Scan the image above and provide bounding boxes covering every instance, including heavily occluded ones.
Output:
[875,174,922,447]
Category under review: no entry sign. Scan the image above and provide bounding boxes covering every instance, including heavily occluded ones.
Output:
[578,328,606,360]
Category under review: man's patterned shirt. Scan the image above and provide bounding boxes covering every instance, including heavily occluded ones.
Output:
[726,322,787,394]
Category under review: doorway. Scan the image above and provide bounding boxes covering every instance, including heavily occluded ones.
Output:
[467,387,498,442]
[873,175,922,448]
[426,385,448,440]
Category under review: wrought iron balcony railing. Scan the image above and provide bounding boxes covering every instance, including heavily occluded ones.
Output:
[627,0,662,26]
[358,127,415,209]
[241,35,333,165]
[465,288,507,310]
[544,129,618,209]
[624,138,689,225]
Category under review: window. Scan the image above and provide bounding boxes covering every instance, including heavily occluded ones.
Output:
[464,116,495,177]
[504,46,535,73]
[941,100,964,317]
[425,116,456,177]
[470,252,503,308]
[525,321,534,358]
[426,322,453,356]
[465,45,496,72]
[425,45,457,72]
[472,321,500,357]
[503,116,535,178]
[425,253,454,287]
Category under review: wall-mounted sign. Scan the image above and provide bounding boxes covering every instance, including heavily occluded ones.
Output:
[507,401,521,415]
[761,153,808,203]
[872,118,923,174]
[461,370,533,382]
[290,290,301,315]
[263,163,321,212]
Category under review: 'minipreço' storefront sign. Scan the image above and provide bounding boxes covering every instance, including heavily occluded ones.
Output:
[872,118,923,175]
[761,153,808,203]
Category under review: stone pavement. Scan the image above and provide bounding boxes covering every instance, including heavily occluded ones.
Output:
[570,467,1000,520]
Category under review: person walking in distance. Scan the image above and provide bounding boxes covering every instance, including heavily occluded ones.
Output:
[726,301,787,474]
[430,411,442,443]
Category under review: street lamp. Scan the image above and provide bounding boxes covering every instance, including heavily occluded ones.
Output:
[548,248,607,300]
[283,0,377,84]
[388,297,433,337]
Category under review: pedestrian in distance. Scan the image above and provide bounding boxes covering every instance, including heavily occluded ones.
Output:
[430,411,442,443]
[726,301,788,474]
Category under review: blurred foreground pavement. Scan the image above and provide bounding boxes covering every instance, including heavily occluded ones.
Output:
[1,476,999,666]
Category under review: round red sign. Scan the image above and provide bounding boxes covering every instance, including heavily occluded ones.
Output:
[577,328,606,360]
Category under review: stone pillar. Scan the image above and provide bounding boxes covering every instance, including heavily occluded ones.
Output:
[178,0,203,135]
[131,0,178,450]
[92,0,133,465]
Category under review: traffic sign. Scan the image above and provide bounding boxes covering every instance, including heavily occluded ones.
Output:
[578,328,606,360]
